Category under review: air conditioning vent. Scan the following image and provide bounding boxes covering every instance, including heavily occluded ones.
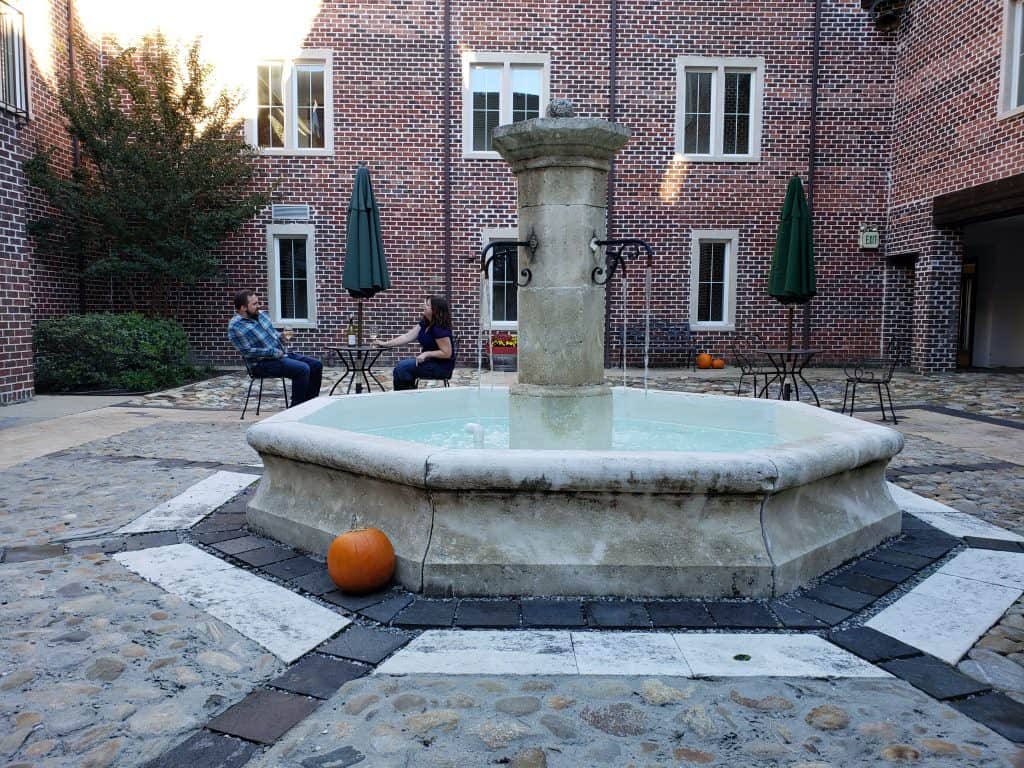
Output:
[272,204,310,221]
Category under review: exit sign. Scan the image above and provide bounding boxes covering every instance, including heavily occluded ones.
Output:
[859,227,880,249]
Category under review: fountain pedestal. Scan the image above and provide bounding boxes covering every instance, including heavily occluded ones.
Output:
[493,117,629,450]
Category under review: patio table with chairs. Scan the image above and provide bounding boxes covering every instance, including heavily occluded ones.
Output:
[327,344,387,395]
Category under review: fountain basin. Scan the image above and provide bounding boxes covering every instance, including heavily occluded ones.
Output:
[245,387,903,598]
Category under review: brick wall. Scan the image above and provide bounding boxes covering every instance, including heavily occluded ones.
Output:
[887,0,1024,372]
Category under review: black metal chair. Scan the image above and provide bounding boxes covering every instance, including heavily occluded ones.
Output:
[730,331,779,397]
[416,337,456,388]
[841,347,901,424]
[241,357,289,419]
[623,321,696,369]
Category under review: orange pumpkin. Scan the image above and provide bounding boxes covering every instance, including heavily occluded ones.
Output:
[696,353,713,369]
[327,528,396,594]
[712,358,726,369]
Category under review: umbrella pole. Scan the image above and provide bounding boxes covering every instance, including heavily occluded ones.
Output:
[786,306,794,351]
[357,301,364,347]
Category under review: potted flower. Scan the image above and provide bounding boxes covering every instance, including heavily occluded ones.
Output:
[490,332,518,371]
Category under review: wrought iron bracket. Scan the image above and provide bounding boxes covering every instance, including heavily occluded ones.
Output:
[589,237,654,285]
[479,231,538,287]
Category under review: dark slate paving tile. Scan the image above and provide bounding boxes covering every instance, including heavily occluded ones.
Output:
[194,529,249,545]
[827,571,896,597]
[291,569,338,597]
[584,600,651,629]
[263,556,322,581]
[768,600,827,629]
[206,688,319,745]
[211,535,272,556]
[645,600,714,628]
[267,655,368,700]
[141,730,259,768]
[68,538,125,556]
[455,599,521,628]
[868,547,934,570]
[900,512,934,531]
[193,515,248,533]
[393,599,457,628]
[322,587,394,612]
[951,692,1024,744]
[358,594,415,624]
[880,655,991,700]
[123,532,179,551]
[827,627,921,663]
[804,584,877,612]
[782,597,852,626]
[705,601,779,628]
[300,745,367,768]
[319,625,414,664]
[849,558,916,584]
[521,599,586,628]
[236,545,297,568]
[962,536,1024,552]
[889,535,958,559]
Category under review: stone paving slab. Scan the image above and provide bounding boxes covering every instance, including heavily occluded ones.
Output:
[117,471,259,534]
[206,688,320,745]
[245,674,1022,767]
[0,554,282,767]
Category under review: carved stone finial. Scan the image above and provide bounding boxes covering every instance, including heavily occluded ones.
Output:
[546,99,575,118]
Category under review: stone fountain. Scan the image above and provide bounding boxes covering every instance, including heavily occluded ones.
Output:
[245,104,903,598]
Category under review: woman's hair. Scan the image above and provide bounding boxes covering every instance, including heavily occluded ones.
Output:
[428,294,451,329]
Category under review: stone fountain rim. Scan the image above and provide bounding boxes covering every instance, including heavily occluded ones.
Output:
[245,387,904,496]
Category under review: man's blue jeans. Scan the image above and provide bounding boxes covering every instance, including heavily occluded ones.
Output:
[253,353,323,406]
[393,357,452,391]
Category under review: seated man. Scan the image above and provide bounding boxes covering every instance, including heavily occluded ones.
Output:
[228,290,322,408]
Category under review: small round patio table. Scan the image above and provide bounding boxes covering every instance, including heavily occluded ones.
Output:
[328,345,386,395]
[755,348,821,406]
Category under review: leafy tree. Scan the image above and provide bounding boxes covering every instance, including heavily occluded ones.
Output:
[26,34,268,310]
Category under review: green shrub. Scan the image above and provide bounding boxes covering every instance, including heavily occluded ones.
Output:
[35,313,194,393]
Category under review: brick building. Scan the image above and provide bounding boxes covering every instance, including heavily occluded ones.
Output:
[1,0,1022,404]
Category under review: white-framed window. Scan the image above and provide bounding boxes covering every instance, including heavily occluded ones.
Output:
[689,230,739,330]
[462,52,549,159]
[0,0,29,117]
[247,50,333,155]
[1000,0,1024,117]
[675,57,764,162]
[482,228,519,330]
[266,223,317,327]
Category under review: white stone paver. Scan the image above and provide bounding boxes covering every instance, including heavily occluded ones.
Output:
[375,630,578,676]
[867,571,1021,664]
[572,631,692,677]
[117,471,259,533]
[887,482,1024,541]
[115,543,347,663]
[673,633,890,678]
[936,548,1024,591]
[376,630,888,678]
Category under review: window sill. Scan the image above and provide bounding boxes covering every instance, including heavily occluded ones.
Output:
[257,148,334,158]
[690,322,735,332]
[464,151,503,160]
[490,321,518,331]
[273,321,317,330]
[997,104,1024,121]
[674,153,761,163]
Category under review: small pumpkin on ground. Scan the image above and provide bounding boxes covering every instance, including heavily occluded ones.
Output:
[327,527,396,594]
[712,358,726,369]
[696,353,713,369]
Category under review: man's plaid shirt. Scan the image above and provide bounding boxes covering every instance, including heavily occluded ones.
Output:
[228,311,284,362]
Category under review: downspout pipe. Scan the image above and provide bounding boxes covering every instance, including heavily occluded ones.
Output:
[603,0,618,366]
[442,0,452,300]
[804,0,822,348]
[67,0,85,314]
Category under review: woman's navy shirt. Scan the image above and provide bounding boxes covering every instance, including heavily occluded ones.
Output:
[418,320,456,370]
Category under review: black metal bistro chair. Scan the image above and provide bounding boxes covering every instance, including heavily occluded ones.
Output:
[240,356,289,419]
[730,331,780,397]
[841,347,902,424]
[416,337,457,388]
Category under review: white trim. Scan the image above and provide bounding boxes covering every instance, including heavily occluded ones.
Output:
[689,229,739,331]
[247,49,334,156]
[675,56,764,162]
[481,227,519,330]
[462,52,550,160]
[999,0,1024,118]
[265,223,317,328]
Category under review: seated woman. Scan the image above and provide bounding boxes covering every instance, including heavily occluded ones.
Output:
[376,295,455,390]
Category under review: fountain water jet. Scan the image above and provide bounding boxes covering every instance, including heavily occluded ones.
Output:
[245,107,903,598]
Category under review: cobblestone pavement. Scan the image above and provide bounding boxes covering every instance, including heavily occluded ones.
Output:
[1,370,1023,766]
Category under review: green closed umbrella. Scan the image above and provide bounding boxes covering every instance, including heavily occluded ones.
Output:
[768,175,816,349]
[343,164,391,342]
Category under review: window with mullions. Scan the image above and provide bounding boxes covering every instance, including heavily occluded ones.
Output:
[689,230,738,331]
[490,243,518,324]
[676,57,763,161]
[0,0,28,117]
[251,52,332,154]
[463,53,548,157]
[266,224,317,327]
[1002,0,1024,114]
[276,237,309,321]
